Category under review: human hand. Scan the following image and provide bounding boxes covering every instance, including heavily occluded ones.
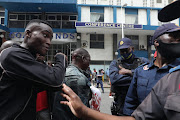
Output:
[119,65,132,76]
[55,52,68,61]
[60,84,87,118]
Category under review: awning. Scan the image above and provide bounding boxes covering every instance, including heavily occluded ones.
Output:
[0,0,77,12]
[0,24,9,32]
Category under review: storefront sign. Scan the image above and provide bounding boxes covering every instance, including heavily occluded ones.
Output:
[9,32,77,42]
[75,22,142,29]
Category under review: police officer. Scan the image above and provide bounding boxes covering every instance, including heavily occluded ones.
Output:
[109,38,149,116]
[123,23,180,116]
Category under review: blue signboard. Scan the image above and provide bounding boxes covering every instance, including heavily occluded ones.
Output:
[75,22,143,29]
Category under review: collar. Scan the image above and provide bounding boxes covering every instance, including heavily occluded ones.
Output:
[13,44,37,58]
[148,58,180,69]
[69,64,87,74]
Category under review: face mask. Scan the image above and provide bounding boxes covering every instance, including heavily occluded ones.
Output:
[157,40,180,59]
[121,51,134,60]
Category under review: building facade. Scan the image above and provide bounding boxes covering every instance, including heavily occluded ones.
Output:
[76,0,177,70]
[0,0,177,70]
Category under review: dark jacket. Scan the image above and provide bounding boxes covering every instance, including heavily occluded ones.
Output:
[123,59,180,116]
[132,66,180,120]
[0,44,66,120]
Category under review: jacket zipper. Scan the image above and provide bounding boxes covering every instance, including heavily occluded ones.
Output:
[14,87,33,120]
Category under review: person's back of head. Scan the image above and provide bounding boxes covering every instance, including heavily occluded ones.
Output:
[72,48,91,70]
[0,41,16,52]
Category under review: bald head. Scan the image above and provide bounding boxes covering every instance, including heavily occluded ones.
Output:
[72,48,90,70]
[0,41,16,52]
[72,48,89,58]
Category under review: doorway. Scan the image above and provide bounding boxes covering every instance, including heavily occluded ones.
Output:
[46,42,77,64]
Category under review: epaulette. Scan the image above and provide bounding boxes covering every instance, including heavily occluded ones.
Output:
[136,62,149,69]
[169,65,180,73]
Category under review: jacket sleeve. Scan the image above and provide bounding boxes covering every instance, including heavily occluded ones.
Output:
[123,69,139,115]
[131,88,164,120]
[1,50,66,88]
[109,60,132,86]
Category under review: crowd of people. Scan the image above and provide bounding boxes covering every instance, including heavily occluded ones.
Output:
[0,1,180,120]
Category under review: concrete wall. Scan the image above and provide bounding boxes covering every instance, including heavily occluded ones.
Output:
[104,7,113,23]
[150,10,158,26]
[81,6,90,22]
[81,33,113,61]
[116,8,125,23]
[138,9,147,25]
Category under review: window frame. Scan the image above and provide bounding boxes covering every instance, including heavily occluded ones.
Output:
[90,34,104,49]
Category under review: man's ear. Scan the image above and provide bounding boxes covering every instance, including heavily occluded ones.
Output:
[154,40,159,47]
[25,30,31,38]
[131,46,134,51]
[82,56,86,62]
[129,46,134,52]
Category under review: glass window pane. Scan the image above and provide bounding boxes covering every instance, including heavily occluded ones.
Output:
[0,12,4,16]
[1,18,4,24]
[70,16,77,20]
[9,21,25,28]
[90,42,104,49]
[125,14,138,24]
[48,15,56,20]
[62,21,75,29]
[62,15,69,20]
[98,34,104,41]
[9,15,17,19]
[57,15,61,20]
[90,13,104,22]
[18,15,25,20]
[90,34,96,40]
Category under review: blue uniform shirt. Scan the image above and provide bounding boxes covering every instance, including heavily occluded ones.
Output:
[109,57,149,87]
[123,58,180,116]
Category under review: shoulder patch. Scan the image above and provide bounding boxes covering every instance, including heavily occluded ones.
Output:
[169,65,180,73]
[143,65,149,70]
[136,62,149,69]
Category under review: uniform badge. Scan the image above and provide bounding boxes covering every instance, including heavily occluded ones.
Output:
[143,65,149,70]
[120,41,124,45]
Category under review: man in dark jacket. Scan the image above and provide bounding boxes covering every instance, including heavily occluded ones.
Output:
[0,19,66,120]
[109,38,149,116]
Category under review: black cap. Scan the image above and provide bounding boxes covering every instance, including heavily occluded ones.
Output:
[158,0,180,22]
[118,38,132,49]
[152,23,180,41]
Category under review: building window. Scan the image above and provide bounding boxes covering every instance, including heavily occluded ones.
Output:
[125,35,139,50]
[125,9,138,24]
[1,17,4,24]
[90,34,104,49]
[90,7,104,22]
[0,12,4,16]
[9,14,18,20]
[157,0,162,3]
[8,13,77,29]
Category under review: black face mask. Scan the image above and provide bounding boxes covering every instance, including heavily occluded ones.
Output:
[157,40,180,59]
